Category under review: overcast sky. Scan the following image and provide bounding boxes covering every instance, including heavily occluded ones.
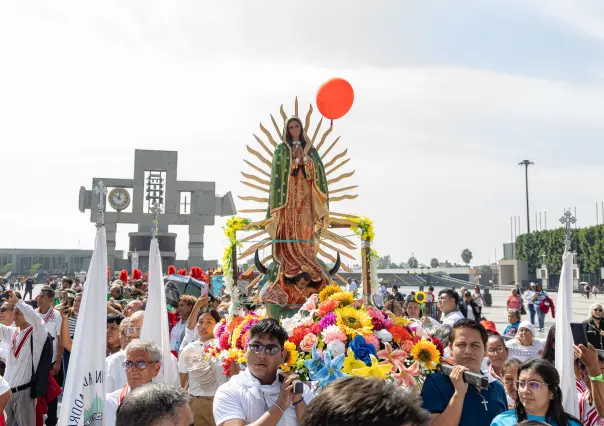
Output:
[1,1,604,267]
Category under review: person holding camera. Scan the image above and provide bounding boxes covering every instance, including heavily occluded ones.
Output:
[213,319,313,426]
[420,319,507,426]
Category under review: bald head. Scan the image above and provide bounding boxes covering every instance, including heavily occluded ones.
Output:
[124,300,144,318]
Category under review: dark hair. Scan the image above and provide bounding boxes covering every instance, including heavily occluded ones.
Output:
[62,277,73,285]
[516,421,550,426]
[392,285,398,291]
[285,117,306,148]
[542,324,556,364]
[431,325,453,347]
[464,291,472,297]
[40,286,55,300]
[438,288,459,305]
[428,286,434,291]
[107,313,125,326]
[515,359,581,426]
[405,297,423,317]
[116,383,190,426]
[450,319,488,348]
[249,318,288,347]
[501,358,521,376]
[487,334,508,350]
[199,309,221,323]
[300,377,430,426]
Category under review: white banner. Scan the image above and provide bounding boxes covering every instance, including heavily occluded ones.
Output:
[140,237,179,386]
[59,226,108,426]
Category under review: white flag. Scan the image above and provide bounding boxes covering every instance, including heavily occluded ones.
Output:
[555,251,579,417]
[140,237,179,386]
[59,226,108,426]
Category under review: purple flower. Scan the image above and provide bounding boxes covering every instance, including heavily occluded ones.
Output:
[319,312,337,329]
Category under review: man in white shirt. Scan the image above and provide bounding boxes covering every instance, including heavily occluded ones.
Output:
[36,286,63,426]
[523,283,537,326]
[1,291,48,426]
[106,311,144,393]
[436,289,465,327]
[105,339,162,426]
[170,295,196,354]
[373,283,387,309]
[346,279,358,295]
[214,318,313,426]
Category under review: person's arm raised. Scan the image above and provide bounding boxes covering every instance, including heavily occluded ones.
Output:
[187,296,209,331]
[60,308,72,352]
[576,343,604,417]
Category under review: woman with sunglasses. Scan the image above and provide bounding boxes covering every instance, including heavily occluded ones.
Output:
[583,303,604,350]
[178,309,225,426]
[490,359,582,426]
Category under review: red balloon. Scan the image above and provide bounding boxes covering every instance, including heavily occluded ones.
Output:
[316,78,354,120]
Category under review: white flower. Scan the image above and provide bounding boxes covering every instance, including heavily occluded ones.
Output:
[327,340,346,358]
[375,329,393,342]
[281,315,301,337]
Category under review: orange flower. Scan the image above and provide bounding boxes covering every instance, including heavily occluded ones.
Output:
[318,299,340,316]
[390,325,412,345]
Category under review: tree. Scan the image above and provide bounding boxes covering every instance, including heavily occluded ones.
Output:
[377,255,391,269]
[1,264,12,274]
[430,258,439,268]
[461,249,473,266]
[29,263,42,275]
[407,256,419,269]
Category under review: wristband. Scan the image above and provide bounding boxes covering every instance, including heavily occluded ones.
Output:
[273,403,285,413]
[292,398,304,406]
[590,374,604,382]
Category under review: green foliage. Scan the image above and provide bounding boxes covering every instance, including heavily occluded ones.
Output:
[29,263,42,275]
[377,255,391,269]
[407,256,419,269]
[515,224,604,274]
[1,264,12,274]
[461,249,473,266]
[430,258,439,268]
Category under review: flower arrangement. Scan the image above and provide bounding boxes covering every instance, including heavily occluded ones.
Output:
[347,216,375,242]
[205,287,443,393]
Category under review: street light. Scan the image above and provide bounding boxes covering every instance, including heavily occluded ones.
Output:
[518,160,534,233]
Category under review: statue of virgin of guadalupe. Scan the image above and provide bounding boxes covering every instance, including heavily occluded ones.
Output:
[262,116,333,304]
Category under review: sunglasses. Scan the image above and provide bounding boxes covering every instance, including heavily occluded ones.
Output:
[122,360,157,370]
[0,308,13,313]
[248,343,282,356]
[514,380,549,392]
[594,308,603,312]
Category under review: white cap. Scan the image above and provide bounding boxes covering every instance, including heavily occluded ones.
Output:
[518,321,535,336]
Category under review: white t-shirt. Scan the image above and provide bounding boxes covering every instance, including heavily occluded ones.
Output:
[105,386,129,426]
[36,308,62,362]
[178,340,228,397]
[105,350,127,393]
[213,368,313,426]
[523,290,536,305]
[505,339,544,362]
[472,292,483,308]
[441,310,465,327]
[170,318,187,353]
[0,375,9,395]
[346,282,358,294]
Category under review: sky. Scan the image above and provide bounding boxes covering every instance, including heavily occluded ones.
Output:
[1,0,604,267]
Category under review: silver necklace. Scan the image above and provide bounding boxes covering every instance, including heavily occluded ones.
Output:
[470,385,489,411]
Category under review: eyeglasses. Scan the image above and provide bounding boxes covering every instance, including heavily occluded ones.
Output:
[514,380,549,391]
[122,327,141,336]
[487,347,507,355]
[248,343,282,356]
[122,360,157,370]
[0,308,13,313]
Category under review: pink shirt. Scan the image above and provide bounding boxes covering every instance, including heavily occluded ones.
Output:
[507,295,521,310]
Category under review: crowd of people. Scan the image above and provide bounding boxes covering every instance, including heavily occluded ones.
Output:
[0,274,602,426]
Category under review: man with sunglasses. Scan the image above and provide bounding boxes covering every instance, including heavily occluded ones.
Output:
[106,311,144,393]
[214,318,313,426]
[105,339,162,426]
[583,303,604,350]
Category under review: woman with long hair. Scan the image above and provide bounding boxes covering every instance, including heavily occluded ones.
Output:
[179,309,227,426]
[490,359,582,426]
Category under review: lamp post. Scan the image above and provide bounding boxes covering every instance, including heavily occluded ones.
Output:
[519,160,534,233]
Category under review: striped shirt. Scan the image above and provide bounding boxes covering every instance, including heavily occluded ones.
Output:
[535,290,548,306]
[68,314,78,338]
[579,388,604,426]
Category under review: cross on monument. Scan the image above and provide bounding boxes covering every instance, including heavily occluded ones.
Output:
[150,202,162,238]
[94,180,108,229]
[559,210,577,252]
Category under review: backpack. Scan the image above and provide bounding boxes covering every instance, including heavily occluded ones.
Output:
[30,332,54,398]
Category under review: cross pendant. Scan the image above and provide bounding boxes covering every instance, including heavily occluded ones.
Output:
[481,399,488,411]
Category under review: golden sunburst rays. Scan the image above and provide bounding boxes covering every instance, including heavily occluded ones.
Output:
[236,97,360,270]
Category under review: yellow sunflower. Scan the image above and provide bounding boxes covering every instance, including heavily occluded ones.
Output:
[410,339,440,370]
[319,284,343,302]
[336,306,373,337]
[415,291,427,304]
[280,341,299,372]
[328,291,355,307]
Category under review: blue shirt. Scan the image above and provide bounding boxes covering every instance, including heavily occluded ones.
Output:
[491,409,582,426]
[420,372,507,426]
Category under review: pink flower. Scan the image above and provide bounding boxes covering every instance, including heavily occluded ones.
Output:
[393,360,420,388]
[366,306,385,321]
[382,319,393,329]
[301,295,318,312]
[377,342,408,373]
[402,340,415,353]
[322,325,347,344]
[364,334,380,351]
[300,333,319,352]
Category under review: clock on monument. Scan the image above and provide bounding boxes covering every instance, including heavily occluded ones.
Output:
[108,188,131,211]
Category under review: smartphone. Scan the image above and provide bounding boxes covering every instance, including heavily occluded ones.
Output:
[278,373,304,394]
[571,322,588,346]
